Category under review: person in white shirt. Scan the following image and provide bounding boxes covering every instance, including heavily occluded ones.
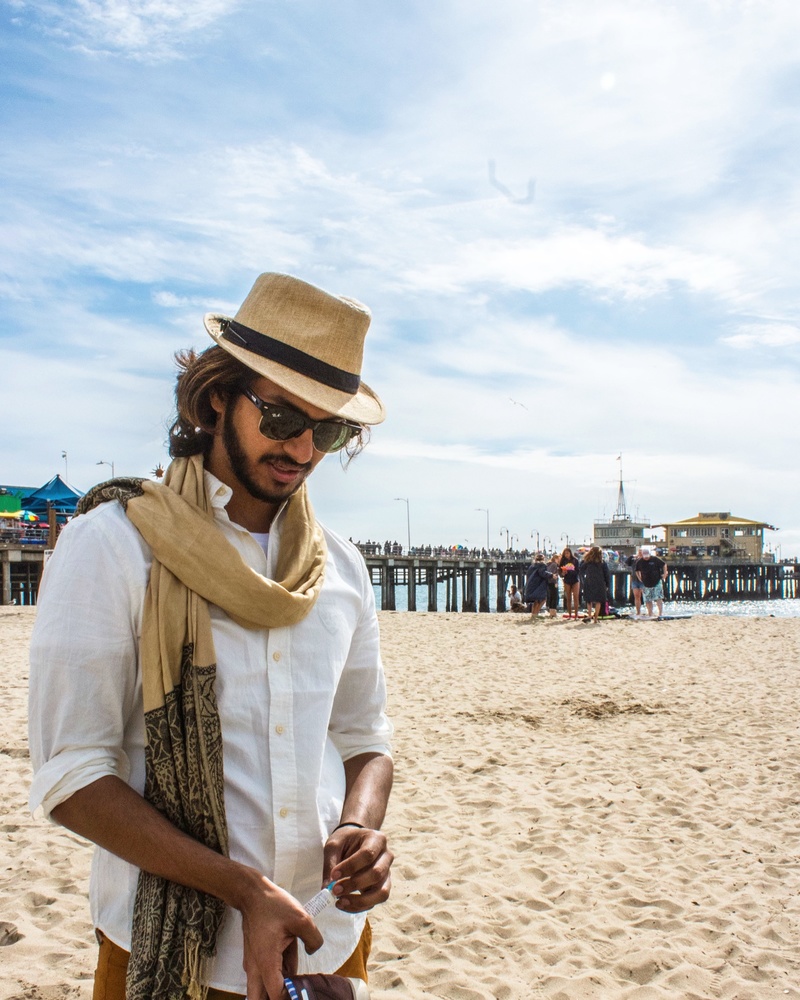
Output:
[28,273,394,1000]
[507,584,525,611]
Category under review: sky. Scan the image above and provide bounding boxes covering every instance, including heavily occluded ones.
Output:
[2,0,799,557]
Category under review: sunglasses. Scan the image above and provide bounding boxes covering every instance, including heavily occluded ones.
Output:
[241,387,362,453]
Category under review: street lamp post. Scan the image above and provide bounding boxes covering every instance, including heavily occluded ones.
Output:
[531,528,540,552]
[97,460,115,478]
[500,526,510,549]
[61,450,68,483]
[475,508,490,550]
[394,497,411,554]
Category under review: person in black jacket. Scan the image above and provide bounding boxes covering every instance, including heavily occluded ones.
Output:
[524,553,554,621]
[579,546,611,623]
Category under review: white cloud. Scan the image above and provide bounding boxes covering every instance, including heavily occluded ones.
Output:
[396,225,741,301]
[0,137,749,316]
[15,0,242,59]
[721,321,800,349]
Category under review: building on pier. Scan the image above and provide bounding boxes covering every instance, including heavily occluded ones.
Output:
[656,512,776,562]
[592,465,653,556]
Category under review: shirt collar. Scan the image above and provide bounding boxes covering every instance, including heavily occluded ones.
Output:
[202,469,290,532]
[204,470,234,513]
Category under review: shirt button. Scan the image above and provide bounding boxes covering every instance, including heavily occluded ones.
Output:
[279,807,288,818]
[272,651,281,662]
[216,487,226,497]
[275,724,284,735]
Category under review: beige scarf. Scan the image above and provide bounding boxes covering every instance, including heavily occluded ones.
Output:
[76,454,327,1000]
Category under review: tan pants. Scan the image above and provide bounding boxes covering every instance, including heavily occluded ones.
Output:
[93,922,372,1000]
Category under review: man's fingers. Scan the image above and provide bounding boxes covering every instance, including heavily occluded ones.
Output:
[245,969,267,1000]
[332,845,393,884]
[321,838,345,884]
[243,939,269,1000]
[293,910,324,955]
[330,832,389,881]
[335,871,392,912]
[334,851,393,911]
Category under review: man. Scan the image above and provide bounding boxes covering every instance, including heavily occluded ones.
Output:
[635,546,668,618]
[507,584,526,612]
[28,273,394,1000]
[629,548,644,616]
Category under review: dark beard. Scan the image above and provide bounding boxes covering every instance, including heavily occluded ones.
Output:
[223,413,310,505]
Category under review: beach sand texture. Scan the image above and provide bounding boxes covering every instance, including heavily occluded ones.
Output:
[2,606,800,999]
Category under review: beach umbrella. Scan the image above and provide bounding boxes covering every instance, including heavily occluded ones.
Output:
[19,510,40,522]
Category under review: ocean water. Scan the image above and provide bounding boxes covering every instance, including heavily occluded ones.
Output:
[374,582,800,619]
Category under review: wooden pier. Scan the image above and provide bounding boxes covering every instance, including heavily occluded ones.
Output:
[364,555,799,612]
[1,545,797,609]
[0,544,46,606]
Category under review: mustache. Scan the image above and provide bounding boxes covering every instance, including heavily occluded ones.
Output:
[258,455,312,473]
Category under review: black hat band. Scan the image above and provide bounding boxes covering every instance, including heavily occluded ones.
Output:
[221,318,361,395]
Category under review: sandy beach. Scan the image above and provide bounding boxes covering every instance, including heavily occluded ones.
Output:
[2,606,800,1000]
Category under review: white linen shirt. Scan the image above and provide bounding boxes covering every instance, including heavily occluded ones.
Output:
[28,471,392,991]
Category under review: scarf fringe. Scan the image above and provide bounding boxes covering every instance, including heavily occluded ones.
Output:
[183,934,210,1000]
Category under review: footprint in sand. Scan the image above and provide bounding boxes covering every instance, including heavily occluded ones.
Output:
[0,921,23,945]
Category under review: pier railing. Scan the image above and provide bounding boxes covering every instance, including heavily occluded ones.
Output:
[363,554,799,612]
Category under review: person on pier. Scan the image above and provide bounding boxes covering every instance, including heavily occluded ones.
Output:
[28,272,394,1000]
[559,546,581,619]
[635,546,668,618]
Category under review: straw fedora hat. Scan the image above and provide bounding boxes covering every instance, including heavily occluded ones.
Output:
[204,272,385,425]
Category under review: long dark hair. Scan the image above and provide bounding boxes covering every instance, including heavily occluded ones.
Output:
[168,346,255,457]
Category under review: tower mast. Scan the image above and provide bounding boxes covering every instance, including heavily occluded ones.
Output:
[615,454,627,520]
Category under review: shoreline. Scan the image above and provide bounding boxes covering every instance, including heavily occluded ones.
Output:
[2,608,800,998]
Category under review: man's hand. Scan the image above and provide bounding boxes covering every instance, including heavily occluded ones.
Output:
[322,825,393,913]
[51,777,324,1000]
[238,873,323,1000]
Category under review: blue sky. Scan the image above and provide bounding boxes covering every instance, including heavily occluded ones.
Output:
[2,0,799,557]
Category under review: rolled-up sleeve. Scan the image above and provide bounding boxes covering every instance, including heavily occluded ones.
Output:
[28,505,148,818]
[327,560,393,762]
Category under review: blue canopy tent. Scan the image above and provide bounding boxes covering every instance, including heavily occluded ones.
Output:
[22,475,83,517]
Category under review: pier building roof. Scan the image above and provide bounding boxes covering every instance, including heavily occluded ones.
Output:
[655,512,776,530]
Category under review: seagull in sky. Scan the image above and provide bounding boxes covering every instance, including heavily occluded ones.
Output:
[488,160,536,205]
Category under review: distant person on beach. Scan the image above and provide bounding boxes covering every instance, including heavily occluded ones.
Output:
[524,553,552,621]
[629,548,644,616]
[579,546,611,624]
[28,273,394,1000]
[635,546,668,618]
[559,547,581,619]
[545,555,560,618]
[508,584,526,612]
